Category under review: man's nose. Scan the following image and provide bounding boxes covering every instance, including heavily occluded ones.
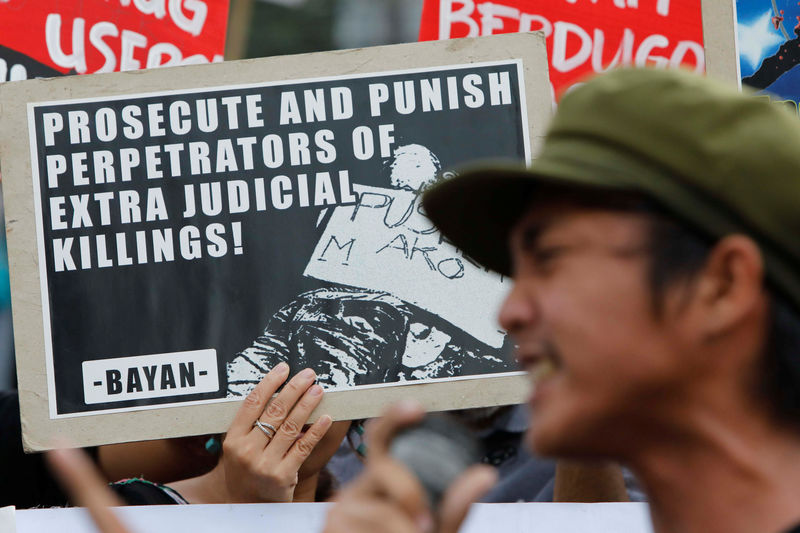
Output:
[497,281,539,334]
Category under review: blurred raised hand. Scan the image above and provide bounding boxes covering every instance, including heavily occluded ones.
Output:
[323,402,497,533]
[47,447,132,533]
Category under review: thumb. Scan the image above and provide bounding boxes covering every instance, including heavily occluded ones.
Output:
[438,465,497,533]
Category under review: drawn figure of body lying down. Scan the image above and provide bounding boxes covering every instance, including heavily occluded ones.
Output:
[226,286,511,395]
[226,144,512,396]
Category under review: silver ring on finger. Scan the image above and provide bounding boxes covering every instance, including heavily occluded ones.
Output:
[254,420,277,440]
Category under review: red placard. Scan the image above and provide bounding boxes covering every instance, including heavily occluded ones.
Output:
[419,0,704,100]
[0,0,229,79]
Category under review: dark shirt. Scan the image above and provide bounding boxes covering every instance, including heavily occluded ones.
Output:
[109,478,188,505]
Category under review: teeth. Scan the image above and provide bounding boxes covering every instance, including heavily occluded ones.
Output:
[530,358,556,383]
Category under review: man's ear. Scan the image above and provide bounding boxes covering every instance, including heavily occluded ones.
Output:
[692,235,765,338]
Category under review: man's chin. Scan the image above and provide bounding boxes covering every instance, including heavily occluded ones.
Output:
[526,427,563,457]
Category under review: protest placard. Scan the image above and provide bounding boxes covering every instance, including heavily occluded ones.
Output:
[0,32,550,450]
[419,0,739,100]
[737,0,800,109]
[0,0,229,82]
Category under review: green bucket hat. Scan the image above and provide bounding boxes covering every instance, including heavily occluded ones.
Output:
[422,67,800,310]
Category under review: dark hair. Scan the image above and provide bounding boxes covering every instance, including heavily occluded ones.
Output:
[642,208,800,428]
[643,214,711,313]
[762,296,800,427]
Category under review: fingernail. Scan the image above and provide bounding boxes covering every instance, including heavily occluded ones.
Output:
[319,414,333,429]
[309,384,323,396]
[299,368,316,380]
[273,362,289,374]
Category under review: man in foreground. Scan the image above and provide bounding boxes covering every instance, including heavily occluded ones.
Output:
[323,67,800,533]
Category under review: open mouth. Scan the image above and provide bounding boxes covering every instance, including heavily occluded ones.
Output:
[517,342,561,386]
[529,357,558,385]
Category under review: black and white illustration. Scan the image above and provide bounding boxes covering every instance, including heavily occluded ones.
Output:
[227,144,514,396]
[26,61,529,417]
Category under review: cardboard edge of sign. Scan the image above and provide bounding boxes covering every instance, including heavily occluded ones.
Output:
[702,0,740,86]
[0,32,551,451]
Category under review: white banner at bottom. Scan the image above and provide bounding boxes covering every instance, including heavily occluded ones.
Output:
[16,502,653,533]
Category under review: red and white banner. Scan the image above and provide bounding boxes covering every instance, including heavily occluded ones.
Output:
[419,0,705,100]
[0,0,229,81]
